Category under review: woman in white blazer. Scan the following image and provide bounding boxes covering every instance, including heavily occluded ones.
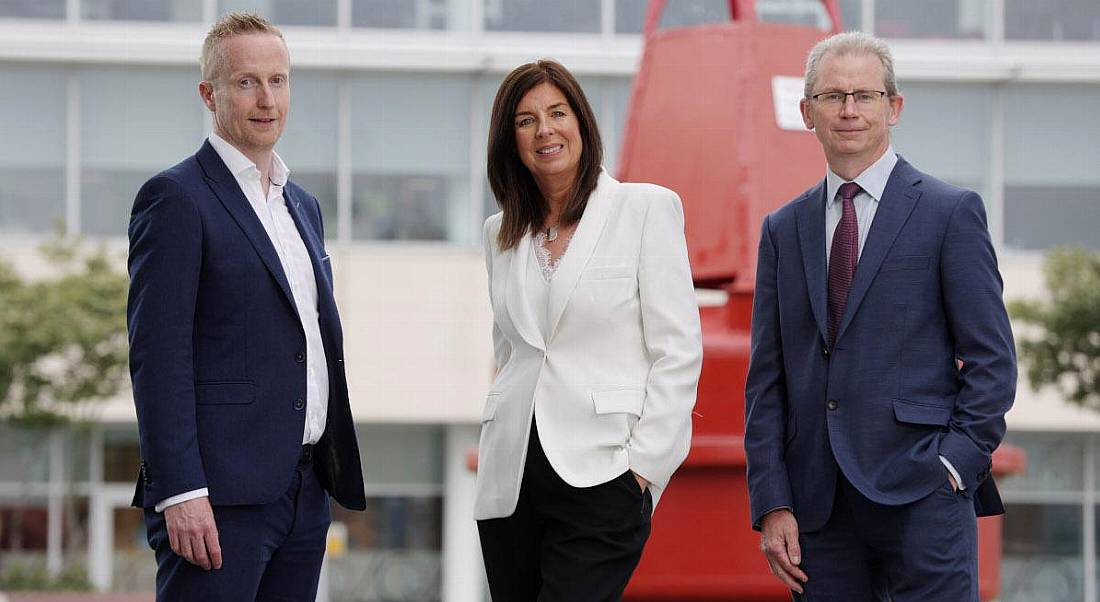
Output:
[476,60,703,601]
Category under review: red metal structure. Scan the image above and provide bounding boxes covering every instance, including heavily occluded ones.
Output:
[616,1,1026,599]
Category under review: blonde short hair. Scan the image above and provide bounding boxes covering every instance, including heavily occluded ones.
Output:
[200,12,285,82]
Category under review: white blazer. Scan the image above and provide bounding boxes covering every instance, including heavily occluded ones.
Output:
[475,170,703,521]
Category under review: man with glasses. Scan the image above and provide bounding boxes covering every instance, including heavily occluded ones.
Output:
[744,31,1016,601]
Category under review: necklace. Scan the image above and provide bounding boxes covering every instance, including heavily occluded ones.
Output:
[545,225,558,242]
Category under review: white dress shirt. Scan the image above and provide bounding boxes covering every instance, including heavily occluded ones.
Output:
[823,146,965,491]
[156,134,329,511]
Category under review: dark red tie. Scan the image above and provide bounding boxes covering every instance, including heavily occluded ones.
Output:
[828,182,861,347]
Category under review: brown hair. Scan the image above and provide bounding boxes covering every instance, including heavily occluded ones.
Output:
[487,59,604,251]
[201,12,285,82]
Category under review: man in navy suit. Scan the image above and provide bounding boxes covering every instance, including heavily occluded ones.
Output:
[744,32,1016,601]
[127,12,364,601]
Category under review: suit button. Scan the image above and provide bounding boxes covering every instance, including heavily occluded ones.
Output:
[293,398,305,411]
[822,346,830,359]
[295,352,305,363]
[826,399,839,411]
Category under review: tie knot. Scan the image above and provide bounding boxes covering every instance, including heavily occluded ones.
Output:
[839,182,862,202]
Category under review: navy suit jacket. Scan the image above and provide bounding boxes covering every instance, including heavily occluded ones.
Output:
[127,141,366,511]
[744,158,1016,533]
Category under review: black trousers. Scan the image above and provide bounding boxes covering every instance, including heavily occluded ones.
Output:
[478,422,652,602]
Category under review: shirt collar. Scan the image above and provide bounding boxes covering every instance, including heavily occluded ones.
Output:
[825,145,897,205]
[207,132,290,187]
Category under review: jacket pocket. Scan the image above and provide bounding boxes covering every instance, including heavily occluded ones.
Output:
[591,388,645,417]
[481,393,501,423]
[892,398,952,426]
[195,381,255,405]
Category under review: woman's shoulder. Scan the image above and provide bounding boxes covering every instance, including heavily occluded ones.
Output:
[483,211,504,234]
[611,178,683,216]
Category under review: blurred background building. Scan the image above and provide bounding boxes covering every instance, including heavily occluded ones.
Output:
[0,0,1097,600]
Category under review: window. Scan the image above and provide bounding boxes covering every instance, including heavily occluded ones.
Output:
[1002,504,1084,601]
[1007,0,1100,42]
[874,0,988,39]
[656,0,730,29]
[1003,85,1100,251]
[218,0,338,27]
[0,0,65,18]
[82,0,201,22]
[756,0,832,30]
[350,73,472,242]
[0,65,66,234]
[353,0,453,30]
[79,67,206,237]
[484,0,600,33]
[890,83,992,212]
[999,432,1090,602]
[327,424,445,602]
[615,0,648,33]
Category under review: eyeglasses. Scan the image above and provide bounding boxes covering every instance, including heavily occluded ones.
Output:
[809,90,889,106]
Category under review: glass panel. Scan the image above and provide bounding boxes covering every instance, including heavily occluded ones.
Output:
[329,498,442,601]
[1001,503,1083,602]
[0,425,51,482]
[0,64,66,234]
[80,67,206,237]
[890,83,991,210]
[757,0,832,30]
[657,0,730,29]
[104,426,141,484]
[83,0,201,21]
[1000,432,1086,493]
[350,73,472,242]
[353,0,453,29]
[0,503,50,550]
[484,0,600,33]
[218,0,338,27]
[838,0,861,30]
[874,0,988,39]
[616,0,647,33]
[1003,84,1100,251]
[605,76,635,177]
[0,0,65,18]
[357,424,444,486]
[280,71,339,238]
[1007,0,1100,42]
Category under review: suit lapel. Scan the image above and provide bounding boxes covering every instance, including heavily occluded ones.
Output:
[545,171,616,340]
[795,181,829,344]
[197,142,296,311]
[835,159,922,343]
[283,187,336,310]
[505,232,546,350]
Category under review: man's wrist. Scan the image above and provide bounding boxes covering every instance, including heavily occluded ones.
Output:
[155,488,209,513]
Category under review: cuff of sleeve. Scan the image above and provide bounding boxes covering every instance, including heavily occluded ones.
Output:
[939,455,966,491]
[155,488,209,513]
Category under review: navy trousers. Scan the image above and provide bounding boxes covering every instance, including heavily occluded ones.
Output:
[478,422,652,602]
[144,454,331,602]
[793,472,979,602]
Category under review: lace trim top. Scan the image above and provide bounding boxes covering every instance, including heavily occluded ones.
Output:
[532,230,574,282]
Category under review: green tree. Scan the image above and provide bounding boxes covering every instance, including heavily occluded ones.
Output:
[1009,247,1100,411]
[0,236,129,426]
